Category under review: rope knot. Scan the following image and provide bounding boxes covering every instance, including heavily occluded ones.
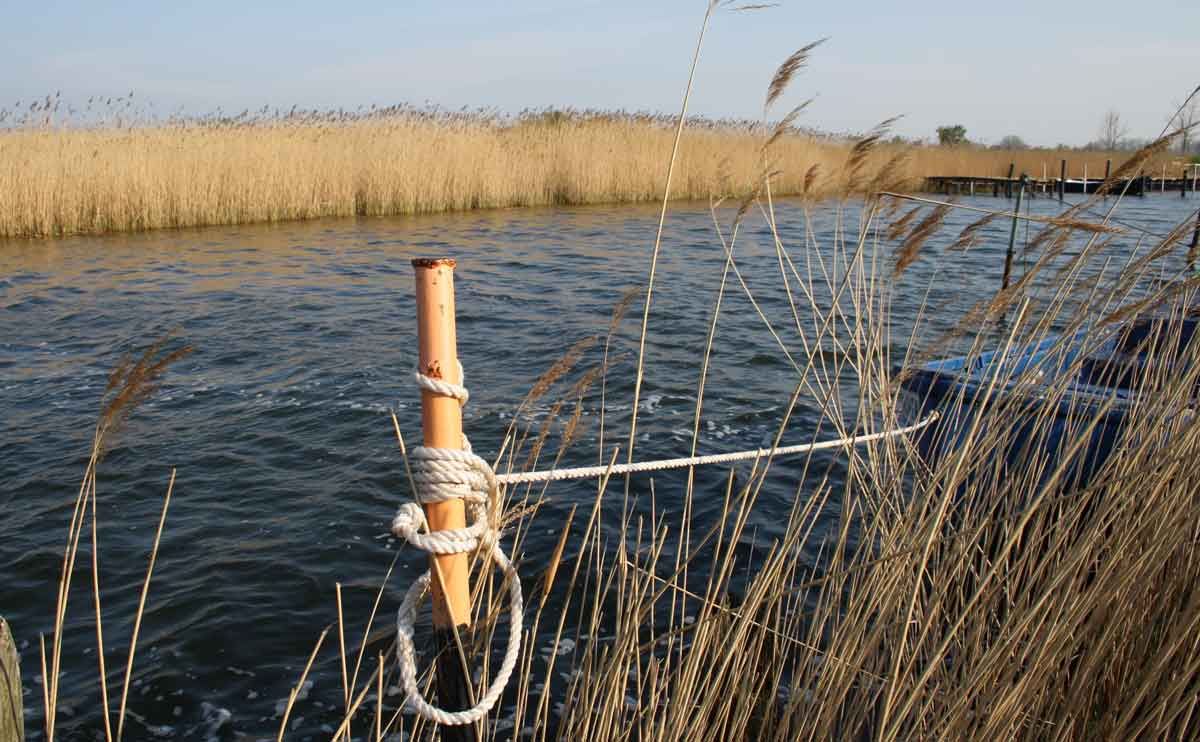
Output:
[392,365,523,727]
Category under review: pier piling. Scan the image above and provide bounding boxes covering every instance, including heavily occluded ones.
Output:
[1188,209,1200,273]
[1059,160,1066,202]
[412,258,480,742]
[1003,175,1027,292]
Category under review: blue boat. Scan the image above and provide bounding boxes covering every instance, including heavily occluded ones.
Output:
[898,315,1199,488]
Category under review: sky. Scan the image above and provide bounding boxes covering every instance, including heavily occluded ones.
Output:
[4,0,1198,146]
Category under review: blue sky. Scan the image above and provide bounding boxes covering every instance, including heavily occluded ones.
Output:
[4,0,1198,145]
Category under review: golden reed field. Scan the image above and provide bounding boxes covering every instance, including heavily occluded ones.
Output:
[0,108,1176,238]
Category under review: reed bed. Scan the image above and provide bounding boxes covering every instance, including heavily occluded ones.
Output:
[0,105,1174,239]
[30,142,1200,741]
[20,9,1200,741]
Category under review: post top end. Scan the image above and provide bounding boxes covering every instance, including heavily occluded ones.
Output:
[411,258,457,270]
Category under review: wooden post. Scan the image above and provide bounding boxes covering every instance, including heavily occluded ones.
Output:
[1,617,21,742]
[1059,159,1067,202]
[1104,159,1112,184]
[1184,168,1189,199]
[1192,164,1198,195]
[412,258,477,742]
[1002,175,1027,292]
[1188,208,1200,273]
[1006,162,1015,198]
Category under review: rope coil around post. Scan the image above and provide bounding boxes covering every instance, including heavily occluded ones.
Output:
[391,359,940,727]
[392,367,524,727]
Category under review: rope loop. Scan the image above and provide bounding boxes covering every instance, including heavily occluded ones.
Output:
[394,544,523,726]
[413,362,469,405]
[392,362,939,726]
[392,366,522,727]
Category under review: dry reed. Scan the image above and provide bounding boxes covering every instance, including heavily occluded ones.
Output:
[33,155,1200,742]
[25,13,1200,742]
[0,105,1180,239]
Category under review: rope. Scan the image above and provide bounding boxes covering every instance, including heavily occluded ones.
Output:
[392,362,939,726]
[494,412,939,485]
[392,366,522,726]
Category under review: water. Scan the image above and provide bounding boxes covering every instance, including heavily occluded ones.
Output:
[2,194,1196,739]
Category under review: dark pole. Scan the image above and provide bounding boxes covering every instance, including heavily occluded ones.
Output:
[1188,208,1200,274]
[1003,175,1028,291]
[1184,169,1188,199]
[1059,159,1066,202]
[1006,162,1015,198]
[1104,159,1112,197]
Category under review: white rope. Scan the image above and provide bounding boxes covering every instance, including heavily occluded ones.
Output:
[393,362,938,727]
[392,366,522,726]
[494,412,939,485]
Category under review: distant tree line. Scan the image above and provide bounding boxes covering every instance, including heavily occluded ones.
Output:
[932,102,1200,156]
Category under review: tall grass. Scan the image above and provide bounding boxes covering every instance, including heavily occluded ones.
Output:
[0,102,1177,239]
[34,142,1200,741]
[23,14,1200,742]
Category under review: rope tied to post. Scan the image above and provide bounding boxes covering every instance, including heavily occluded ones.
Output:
[392,361,941,727]
[392,366,524,727]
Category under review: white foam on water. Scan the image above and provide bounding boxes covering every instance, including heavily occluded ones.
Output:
[199,702,232,742]
[640,394,663,412]
[273,679,313,717]
[552,638,575,657]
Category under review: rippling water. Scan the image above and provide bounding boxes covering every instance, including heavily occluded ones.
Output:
[2,194,1196,740]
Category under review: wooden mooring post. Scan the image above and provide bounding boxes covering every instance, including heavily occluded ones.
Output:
[1005,163,1015,198]
[1,617,21,742]
[412,258,479,742]
[1002,175,1028,291]
[1059,159,1066,202]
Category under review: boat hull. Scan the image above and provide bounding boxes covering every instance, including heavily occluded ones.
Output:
[898,317,1198,490]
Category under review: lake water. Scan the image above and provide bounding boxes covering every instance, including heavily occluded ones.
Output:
[2,193,1196,740]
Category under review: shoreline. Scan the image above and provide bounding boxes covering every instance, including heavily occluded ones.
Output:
[0,114,1173,241]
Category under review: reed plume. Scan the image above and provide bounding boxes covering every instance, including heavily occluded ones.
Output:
[947,212,1000,252]
[764,39,828,112]
[892,201,952,275]
[0,102,1178,239]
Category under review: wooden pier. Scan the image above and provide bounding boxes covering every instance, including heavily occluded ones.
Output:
[925,163,1200,199]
